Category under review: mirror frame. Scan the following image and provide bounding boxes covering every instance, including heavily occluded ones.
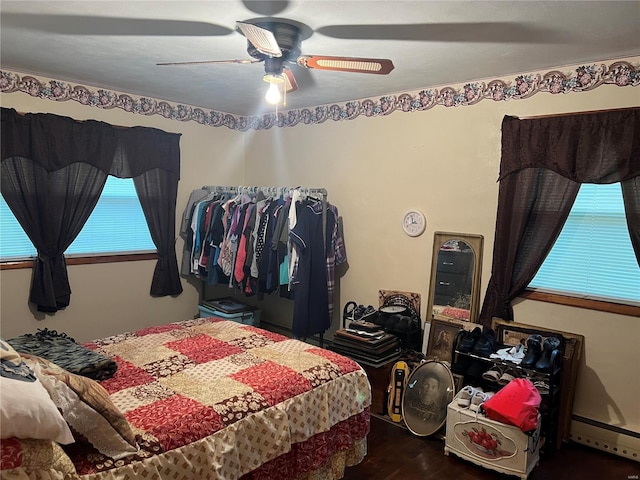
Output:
[426,231,484,325]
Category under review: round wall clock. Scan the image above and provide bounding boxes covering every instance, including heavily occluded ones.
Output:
[402,209,426,237]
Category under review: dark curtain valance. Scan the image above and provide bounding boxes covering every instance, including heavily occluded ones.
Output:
[499,108,640,183]
[112,126,182,178]
[1,107,182,312]
[1,108,181,177]
[479,107,640,326]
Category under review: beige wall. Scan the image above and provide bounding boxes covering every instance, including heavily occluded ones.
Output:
[1,70,639,441]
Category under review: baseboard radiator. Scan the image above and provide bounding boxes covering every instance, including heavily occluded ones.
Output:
[571,415,640,462]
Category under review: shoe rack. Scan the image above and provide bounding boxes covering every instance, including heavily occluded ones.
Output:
[450,320,584,457]
[492,319,584,451]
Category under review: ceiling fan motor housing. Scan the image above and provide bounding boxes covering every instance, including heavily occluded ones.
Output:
[247,21,302,62]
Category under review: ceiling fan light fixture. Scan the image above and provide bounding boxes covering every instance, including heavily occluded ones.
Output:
[265,82,282,104]
[263,73,285,84]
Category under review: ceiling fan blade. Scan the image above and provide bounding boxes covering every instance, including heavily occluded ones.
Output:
[289,63,316,90]
[283,68,298,93]
[315,23,568,43]
[157,59,260,66]
[236,21,282,57]
[1,13,233,36]
[297,56,394,75]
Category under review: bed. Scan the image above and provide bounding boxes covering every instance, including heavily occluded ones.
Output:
[0,317,371,480]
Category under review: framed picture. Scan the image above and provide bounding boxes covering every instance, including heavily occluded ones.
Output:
[426,319,465,364]
[501,327,530,347]
[402,360,455,437]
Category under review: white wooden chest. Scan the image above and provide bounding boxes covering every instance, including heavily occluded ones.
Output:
[444,399,542,479]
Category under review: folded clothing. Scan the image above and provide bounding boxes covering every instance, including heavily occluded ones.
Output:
[7,329,117,381]
[489,344,525,364]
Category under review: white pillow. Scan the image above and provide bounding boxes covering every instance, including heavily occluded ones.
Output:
[0,339,74,444]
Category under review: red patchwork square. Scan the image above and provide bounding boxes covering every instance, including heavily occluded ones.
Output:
[99,357,155,394]
[0,437,23,470]
[232,361,312,405]
[126,395,224,451]
[134,323,184,337]
[166,334,243,363]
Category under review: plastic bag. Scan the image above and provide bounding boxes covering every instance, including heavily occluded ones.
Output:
[482,377,541,432]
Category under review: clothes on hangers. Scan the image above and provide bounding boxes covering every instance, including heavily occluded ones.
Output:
[179,188,211,275]
[180,186,344,338]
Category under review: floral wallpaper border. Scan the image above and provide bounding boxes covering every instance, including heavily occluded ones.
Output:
[1,58,639,132]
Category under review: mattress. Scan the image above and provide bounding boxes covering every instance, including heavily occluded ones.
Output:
[0,318,371,480]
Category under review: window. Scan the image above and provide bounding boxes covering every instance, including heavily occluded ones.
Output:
[1,176,156,261]
[529,183,640,305]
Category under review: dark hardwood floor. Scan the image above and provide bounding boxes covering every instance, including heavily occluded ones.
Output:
[343,415,639,480]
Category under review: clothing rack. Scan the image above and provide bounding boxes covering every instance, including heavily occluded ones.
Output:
[201,185,327,199]
[201,185,329,348]
[200,186,328,257]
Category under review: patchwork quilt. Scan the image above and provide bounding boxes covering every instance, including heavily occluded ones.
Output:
[0,318,371,480]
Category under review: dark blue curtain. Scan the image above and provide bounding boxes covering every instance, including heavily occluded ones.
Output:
[479,108,640,326]
[0,107,182,312]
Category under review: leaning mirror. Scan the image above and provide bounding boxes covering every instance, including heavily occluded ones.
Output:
[426,232,484,324]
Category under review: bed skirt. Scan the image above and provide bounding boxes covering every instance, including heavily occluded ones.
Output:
[1,411,369,480]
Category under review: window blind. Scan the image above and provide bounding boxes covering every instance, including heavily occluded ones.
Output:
[1,176,155,260]
[529,183,640,305]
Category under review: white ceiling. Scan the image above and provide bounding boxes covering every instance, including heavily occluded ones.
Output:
[1,1,639,117]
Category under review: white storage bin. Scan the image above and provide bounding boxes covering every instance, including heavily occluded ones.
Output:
[444,397,541,480]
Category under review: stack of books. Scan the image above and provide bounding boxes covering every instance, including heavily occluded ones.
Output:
[331,322,401,367]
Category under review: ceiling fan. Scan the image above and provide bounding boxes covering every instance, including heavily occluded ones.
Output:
[157,20,395,104]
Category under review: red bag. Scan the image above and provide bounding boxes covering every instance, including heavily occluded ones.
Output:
[482,378,541,432]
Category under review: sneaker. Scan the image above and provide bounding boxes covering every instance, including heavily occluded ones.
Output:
[351,304,366,321]
[361,305,377,321]
[469,391,494,413]
[344,302,367,322]
[457,385,483,408]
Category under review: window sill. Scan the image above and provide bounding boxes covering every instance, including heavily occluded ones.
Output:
[519,290,640,317]
[0,253,158,270]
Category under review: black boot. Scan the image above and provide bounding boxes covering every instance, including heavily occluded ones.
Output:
[520,334,543,368]
[535,336,562,373]
[457,326,482,353]
[472,328,496,358]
